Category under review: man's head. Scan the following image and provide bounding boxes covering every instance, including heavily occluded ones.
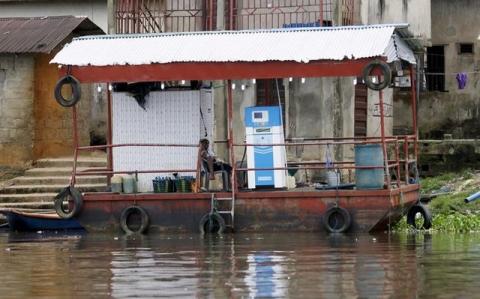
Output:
[200,138,209,149]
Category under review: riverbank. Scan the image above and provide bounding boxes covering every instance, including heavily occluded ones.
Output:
[396,169,480,232]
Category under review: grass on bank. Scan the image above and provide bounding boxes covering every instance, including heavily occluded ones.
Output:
[395,169,480,232]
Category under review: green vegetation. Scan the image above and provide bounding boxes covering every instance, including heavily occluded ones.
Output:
[394,169,480,232]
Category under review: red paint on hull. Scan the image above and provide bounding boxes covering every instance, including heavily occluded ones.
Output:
[77,184,419,233]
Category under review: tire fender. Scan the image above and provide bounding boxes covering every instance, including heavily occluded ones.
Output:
[199,212,225,235]
[323,206,352,233]
[54,75,82,107]
[407,203,432,229]
[54,186,83,219]
[362,60,392,90]
[120,206,150,234]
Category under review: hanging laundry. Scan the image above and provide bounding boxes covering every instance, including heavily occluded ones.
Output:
[456,72,468,89]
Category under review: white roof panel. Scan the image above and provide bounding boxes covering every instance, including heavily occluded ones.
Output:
[51,24,415,66]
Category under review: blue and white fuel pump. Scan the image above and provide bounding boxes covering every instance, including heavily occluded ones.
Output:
[244,106,287,189]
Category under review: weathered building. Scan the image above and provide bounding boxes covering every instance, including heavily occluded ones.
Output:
[355,0,431,137]
[0,0,436,178]
[0,16,103,166]
[420,0,480,139]
[0,0,108,32]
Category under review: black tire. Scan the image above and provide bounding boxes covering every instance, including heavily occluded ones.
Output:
[199,212,225,235]
[54,75,82,107]
[362,60,392,90]
[323,206,352,233]
[407,203,432,229]
[54,186,83,219]
[120,206,150,234]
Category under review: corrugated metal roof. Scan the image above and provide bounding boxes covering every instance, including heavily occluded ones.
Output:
[0,16,104,54]
[51,24,416,66]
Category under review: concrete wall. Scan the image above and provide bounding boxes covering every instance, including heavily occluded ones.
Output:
[357,0,431,137]
[33,54,91,160]
[0,55,34,166]
[358,0,431,42]
[367,88,393,137]
[217,77,355,182]
[0,0,108,32]
[418,0,480,139]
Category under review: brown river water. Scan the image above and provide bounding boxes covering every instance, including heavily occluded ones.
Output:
[0,231,479,298]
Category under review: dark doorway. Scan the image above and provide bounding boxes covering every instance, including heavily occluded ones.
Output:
[426,46,445,91]
[354,80,368,137]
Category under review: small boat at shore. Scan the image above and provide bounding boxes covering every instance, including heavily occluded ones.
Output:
[0,209,84,232]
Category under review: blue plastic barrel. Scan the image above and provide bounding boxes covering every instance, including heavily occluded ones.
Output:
[355,144,385,189]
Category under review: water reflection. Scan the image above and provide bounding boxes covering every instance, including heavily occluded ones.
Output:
[245,253,287,298]
[0,232,479,298]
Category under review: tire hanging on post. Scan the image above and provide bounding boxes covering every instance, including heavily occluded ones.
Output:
[323,206,352,233]
[54,75,82,107]
[362,60,392,91]
[120,206,150,234]
[54,186,83,219]
[407,203,432,229]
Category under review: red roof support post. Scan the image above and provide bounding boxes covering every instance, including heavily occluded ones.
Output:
[71,105,79,186]
[378,89,391,189]
[227,80,237,193]
[107,84,114,184]
[409,64,418,162]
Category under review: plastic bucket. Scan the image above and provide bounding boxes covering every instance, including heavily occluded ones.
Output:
[175,176,194,193]
[355,144,384,189]
[111,175,123,193]
[123,174,137,194]
[153,177,175,193]
[326,170,340,187]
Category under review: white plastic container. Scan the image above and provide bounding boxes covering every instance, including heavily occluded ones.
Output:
[326,170,340,187]
[123,174,137,194]
[111,175,123,193]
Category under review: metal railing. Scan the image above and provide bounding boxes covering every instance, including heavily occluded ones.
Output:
[115,0,355,33]
[69,134,417,192]
[232,135,417,190]
[70,143,203,191]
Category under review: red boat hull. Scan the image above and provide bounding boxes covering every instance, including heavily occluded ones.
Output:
[76,184,419,233]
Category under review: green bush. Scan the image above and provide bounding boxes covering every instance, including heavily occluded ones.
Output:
[394,213,480,233]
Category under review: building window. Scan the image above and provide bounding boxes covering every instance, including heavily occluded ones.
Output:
[225,0,336,30]
[426,46,445,91]
[458,43,474,54]
[256,79,285,106]
[256,79,286,127]
[115,0,215,34]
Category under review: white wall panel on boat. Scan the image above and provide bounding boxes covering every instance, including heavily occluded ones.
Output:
[51,25,414,67]
[112,91,200,192]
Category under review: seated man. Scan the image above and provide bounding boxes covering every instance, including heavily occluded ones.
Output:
[200,138,232,180]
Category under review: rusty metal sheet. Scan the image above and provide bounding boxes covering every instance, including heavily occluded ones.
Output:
[78,184,419,233]
[0,16,104,54]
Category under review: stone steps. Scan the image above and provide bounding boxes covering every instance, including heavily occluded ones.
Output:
[25,167,107,177]
[0,155,107,212]
[0,193,58,203]
[0,184,107,195]
[34,157,107,168]
[12,175,106,185]
[0,201,55,209]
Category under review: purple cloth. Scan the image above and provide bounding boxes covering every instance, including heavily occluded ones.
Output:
[456,72,468,89]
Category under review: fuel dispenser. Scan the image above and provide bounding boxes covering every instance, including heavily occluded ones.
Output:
[244,106,286,189]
